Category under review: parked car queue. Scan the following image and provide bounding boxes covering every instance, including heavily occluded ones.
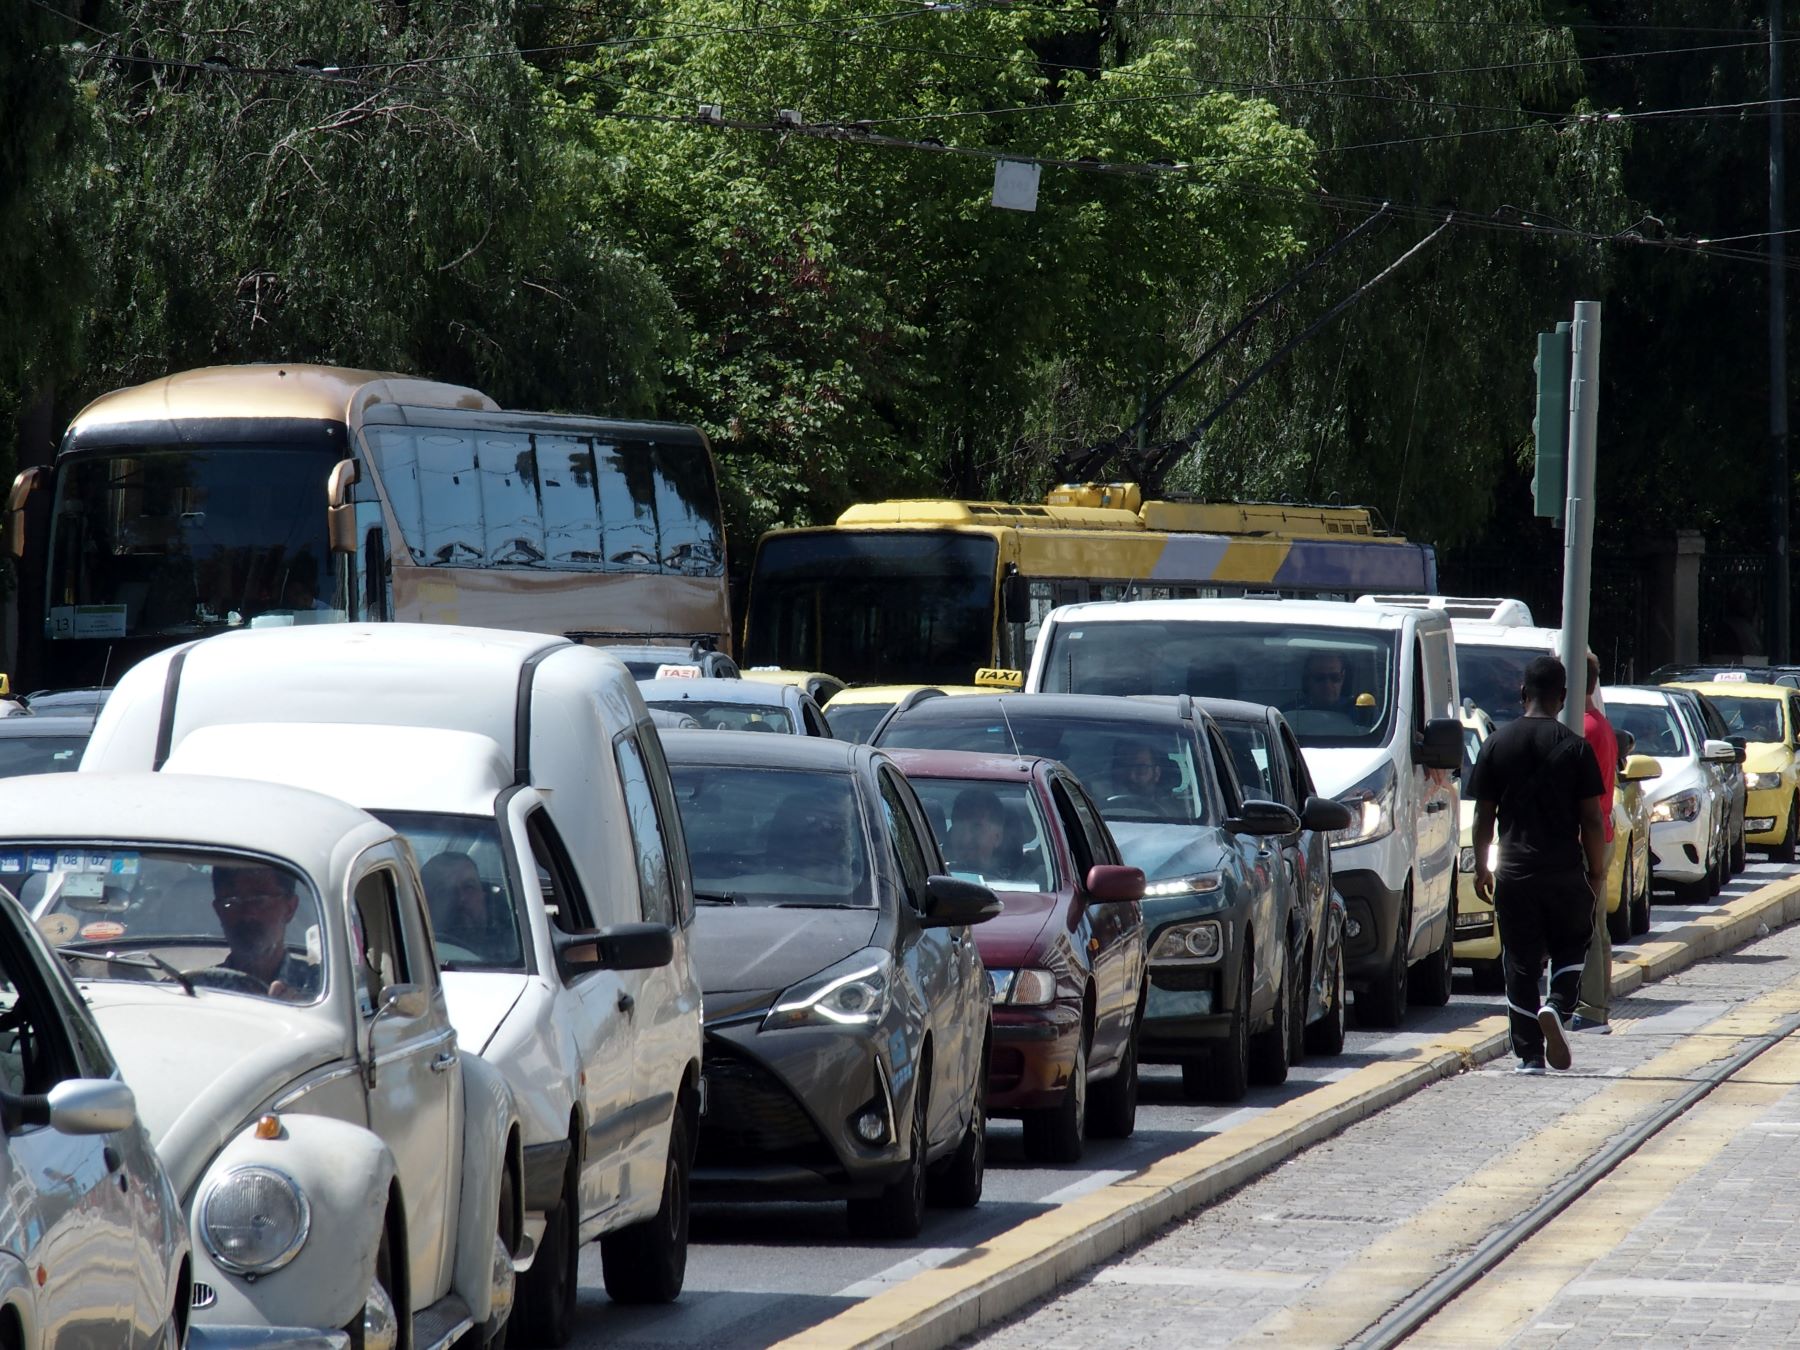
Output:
[0,595,1767,1348]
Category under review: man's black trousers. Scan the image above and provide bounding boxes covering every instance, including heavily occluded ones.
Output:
[1493,870,1595,1060]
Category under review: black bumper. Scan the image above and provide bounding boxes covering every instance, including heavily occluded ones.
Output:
[1334,867,1406,988]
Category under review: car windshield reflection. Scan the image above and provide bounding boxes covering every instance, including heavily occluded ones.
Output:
[669,766,875,907]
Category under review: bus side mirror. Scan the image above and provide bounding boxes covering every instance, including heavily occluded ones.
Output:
[5,467,49,560]
[1002,571,1030,625]
[328,460,361,555]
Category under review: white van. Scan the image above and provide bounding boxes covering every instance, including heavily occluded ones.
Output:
[1026,598,1463,1027]
[81,624,705,1338]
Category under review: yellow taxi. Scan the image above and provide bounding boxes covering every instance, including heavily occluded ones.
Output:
[741,667,849,705]
[1671,680,1800,861]
[1457,705,1661,987]
[821,683,990,744]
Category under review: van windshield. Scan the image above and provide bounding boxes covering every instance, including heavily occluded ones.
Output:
[1041,620,1397,749]
[1455,643,1549,724]
[374,812,529,972]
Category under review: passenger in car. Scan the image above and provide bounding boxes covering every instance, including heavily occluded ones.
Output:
[947,788,1018,879]
[204,863,320,1000]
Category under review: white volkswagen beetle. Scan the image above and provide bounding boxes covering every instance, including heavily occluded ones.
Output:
[0,772,526,1350]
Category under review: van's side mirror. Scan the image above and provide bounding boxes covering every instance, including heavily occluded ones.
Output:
[554,923,674,978]
[327,459,361,555]
[1301,795,1354,833]
[1415,718,1463,771]
[1226,799,1302,837]
[5,467,49,560]
[1002,571,1031,626]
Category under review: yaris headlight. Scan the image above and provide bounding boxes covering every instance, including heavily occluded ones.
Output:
[1747,771,1783,791]
[1330,763,1398,849]
[762,948,893,1030]
[200,1165,310,1275]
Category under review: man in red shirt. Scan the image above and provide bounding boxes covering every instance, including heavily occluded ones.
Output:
[1575,652,1618,1030]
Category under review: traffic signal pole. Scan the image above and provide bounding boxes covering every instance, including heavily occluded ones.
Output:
[1559,301,1602,735]
[1771,0,1790,662]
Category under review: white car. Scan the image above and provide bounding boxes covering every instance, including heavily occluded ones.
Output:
[1605,685,1736,900]
[0,772,525,1350]
[82,624,705,1343]
[0,886,188,1348]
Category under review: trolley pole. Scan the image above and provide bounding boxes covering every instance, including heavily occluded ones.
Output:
[1559,301,1602,735]
[1771,0,1791,661]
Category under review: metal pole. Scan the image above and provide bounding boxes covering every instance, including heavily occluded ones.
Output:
[1771,0,1791,662]
[1559,301,1602,734]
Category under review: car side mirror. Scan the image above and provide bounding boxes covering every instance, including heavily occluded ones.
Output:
[1301,795,1354,833]
[378,983,429,1020]
[1702,738,1742,765]
[1226,799,1302,837]
[553,922,674,978]
[1619,754,1663,783]
[1084,864,1145,903]
[327,459,361,555]
[1616,729,1637,758]
[5,466,49,561]
[1002,570,1030,625]
[921,875,1002,928]
[4,1078,139,1136]
[1415,718,1463,771]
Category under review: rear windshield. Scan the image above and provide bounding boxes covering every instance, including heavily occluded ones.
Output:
[878,712,1209,826]
[908,778,1057,893]
[821,704,892,745]
[0,736,86,779]
[668,765,874,907]
[646,701,792,734]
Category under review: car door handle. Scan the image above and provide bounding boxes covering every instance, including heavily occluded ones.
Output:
[1425,800,1448,813]
[618,991,636,1015]
[430,1049,457,1073]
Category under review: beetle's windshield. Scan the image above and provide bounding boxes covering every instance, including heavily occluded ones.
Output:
[373,811,529,972]
[1,845,327,1004]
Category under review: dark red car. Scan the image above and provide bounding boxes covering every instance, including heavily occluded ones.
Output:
[884,748,1146,1163]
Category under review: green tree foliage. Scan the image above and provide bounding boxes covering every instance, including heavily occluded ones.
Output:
[561,0,1317,537]
[72,0,673,415]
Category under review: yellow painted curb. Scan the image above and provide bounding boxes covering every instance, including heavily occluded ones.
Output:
[773,868,1800,1350]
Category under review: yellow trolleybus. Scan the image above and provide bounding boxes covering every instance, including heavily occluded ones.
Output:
[7,364,730,688]
[742,483,1437,687]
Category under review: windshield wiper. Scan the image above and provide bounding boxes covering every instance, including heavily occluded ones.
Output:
[773,901,863,909]
[694,890,742,906]
[58,945,196,997]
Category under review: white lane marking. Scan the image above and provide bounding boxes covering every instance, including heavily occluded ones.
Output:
[834,1247,963,1298]
[1569,1278,1800,1303]
[1093,1265,1311,1291]
[1039,1169,1133,1205]
[1194,1106,1263,1134]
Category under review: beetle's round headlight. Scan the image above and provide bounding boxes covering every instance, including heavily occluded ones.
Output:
[200,1166,310,1275]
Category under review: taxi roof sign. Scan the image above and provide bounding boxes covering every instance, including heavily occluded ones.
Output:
[974,667,1023,689]
[655,663,703,679]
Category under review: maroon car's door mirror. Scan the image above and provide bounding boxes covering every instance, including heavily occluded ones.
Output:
[1085,864,1145,903]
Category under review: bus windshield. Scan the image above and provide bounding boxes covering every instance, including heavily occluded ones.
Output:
[744,531,997,685]
[1042,620,1398,749]
[47,445,341,640]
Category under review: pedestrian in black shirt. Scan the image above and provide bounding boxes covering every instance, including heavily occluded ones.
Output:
[1467,656,1608,1073]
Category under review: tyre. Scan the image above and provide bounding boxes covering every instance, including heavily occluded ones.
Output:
[1732,824,1747,873]
[1247,943,1291,1088]
[601,1110,690,1303]
[1022,1028,1088,1164]
[1355,891,1410,1029]
[346,1220,402,1350]
[1410,880,1455,1008]
[847,1074,929,1239]
[1086,1011,1140,1140]
[1606,860,1631,943]
[1285,942,1309,1069]
[515,1144,579,1346]
[1194,953,1252,1102]
[470,1164,517,1349]
[1779,796,1799,864]
[928,1038,986,1208]
[1302,942,1346,1057]
[1629,849,1652,937]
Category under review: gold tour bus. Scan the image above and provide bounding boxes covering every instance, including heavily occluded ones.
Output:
[6,364,730,689]
[741,483,1437,687]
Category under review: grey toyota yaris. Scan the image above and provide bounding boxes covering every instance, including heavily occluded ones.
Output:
[660,732,999,1239]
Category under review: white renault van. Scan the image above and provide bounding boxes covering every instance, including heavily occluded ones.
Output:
[81,624,704,1339]
[1027,598,1462,1027]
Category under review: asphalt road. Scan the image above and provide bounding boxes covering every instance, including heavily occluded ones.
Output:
[564,853,1800,1350]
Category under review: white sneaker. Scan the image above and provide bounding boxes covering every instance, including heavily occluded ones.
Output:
[1539,1006,1572,1071]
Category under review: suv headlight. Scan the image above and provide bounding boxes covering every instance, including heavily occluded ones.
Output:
[1747,771,1783,791]
[1142,871,1223,899]
[1651,790,1701,823]
[1330,763,1397,849]
[200,1165,310,1275]
[1149,920,1223,962]
[762,948,893,1030]
[989,969,1057,1005]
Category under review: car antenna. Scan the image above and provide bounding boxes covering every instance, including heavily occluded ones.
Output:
[90,646,114,741]
[998,698,1024,761]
